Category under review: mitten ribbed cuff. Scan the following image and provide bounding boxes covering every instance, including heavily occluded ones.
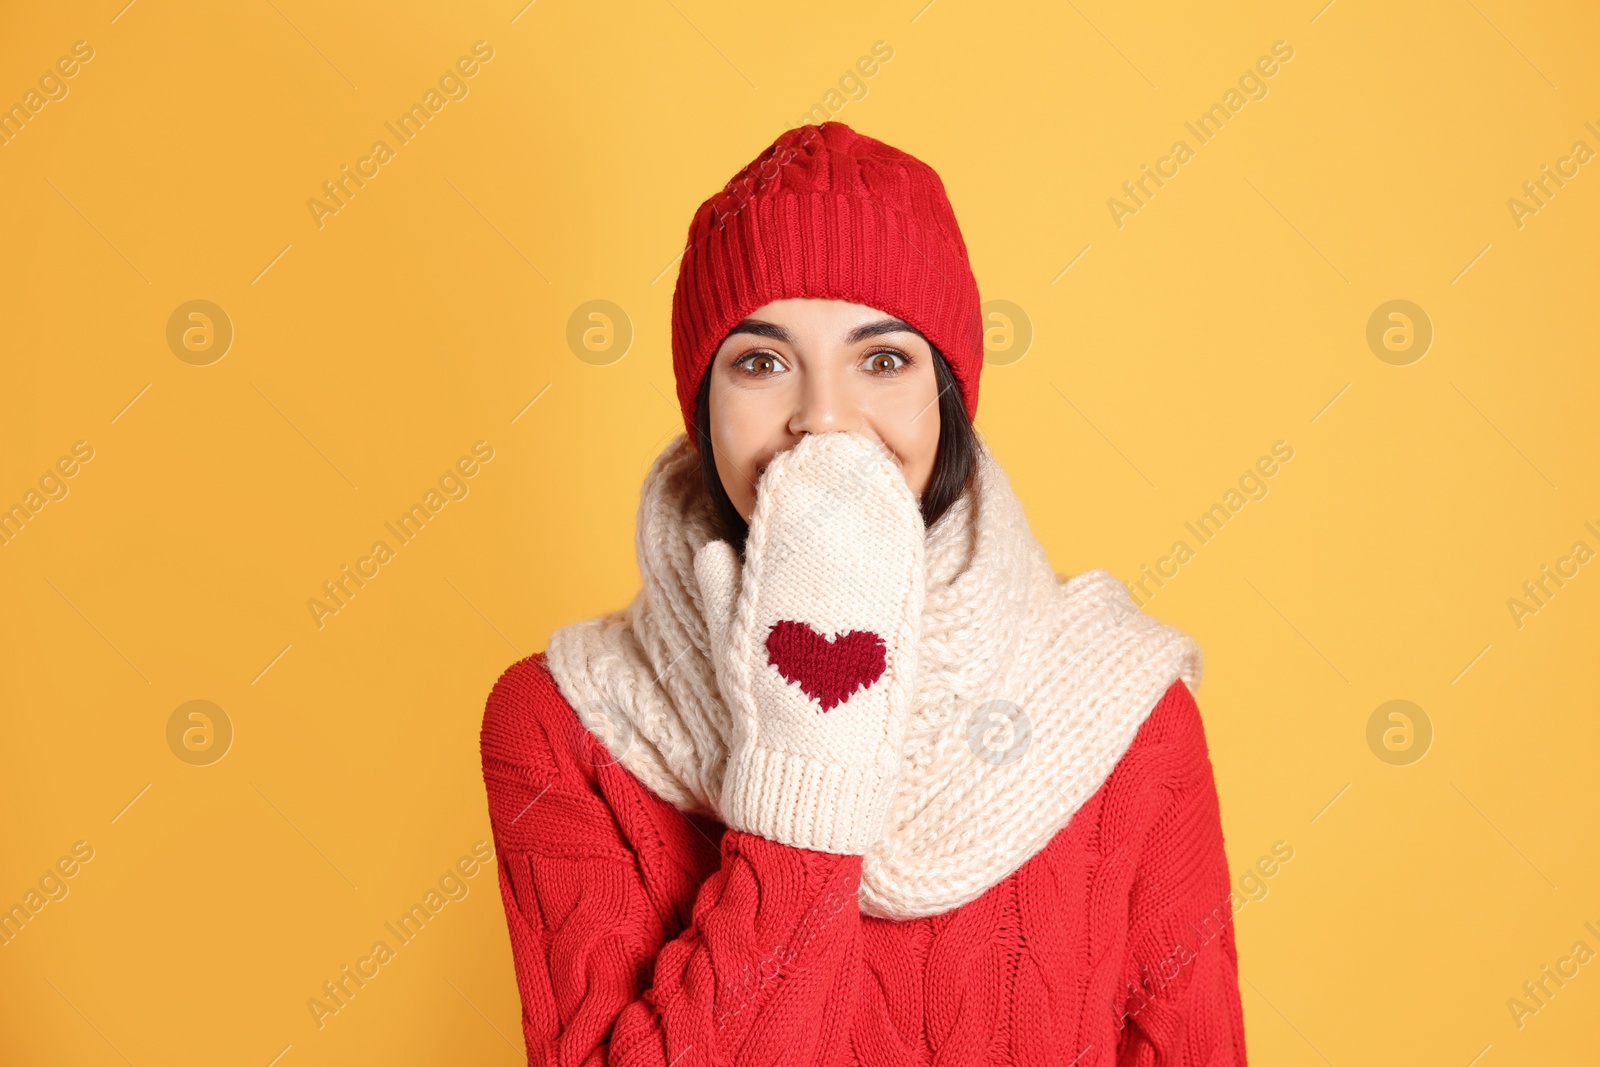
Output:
[722,745,895,856]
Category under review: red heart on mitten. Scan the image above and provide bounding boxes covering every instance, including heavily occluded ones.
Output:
[765,620,888,712]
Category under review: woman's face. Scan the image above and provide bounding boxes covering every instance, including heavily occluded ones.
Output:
[706,297,942,522]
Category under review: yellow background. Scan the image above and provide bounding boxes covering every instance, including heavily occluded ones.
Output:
[2,0,1597,1063]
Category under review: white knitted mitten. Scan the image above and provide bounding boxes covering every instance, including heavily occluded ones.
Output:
[693,431,926,855]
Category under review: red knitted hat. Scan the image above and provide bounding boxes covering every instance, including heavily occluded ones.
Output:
[670,121,983,445]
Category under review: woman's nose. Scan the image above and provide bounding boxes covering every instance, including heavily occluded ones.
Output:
[789,369,855,435]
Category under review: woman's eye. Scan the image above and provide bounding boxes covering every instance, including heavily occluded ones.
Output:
[734,351,786,374]
[865,350,908,373]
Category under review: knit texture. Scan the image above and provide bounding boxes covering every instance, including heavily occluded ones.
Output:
[669,121,984,442]
[480,654,1249,1065]
[543,430,1205,919]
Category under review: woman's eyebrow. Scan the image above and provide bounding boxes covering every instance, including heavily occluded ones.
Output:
[724,317,917,345]
[844,318,916,344]
[725,320,790,342]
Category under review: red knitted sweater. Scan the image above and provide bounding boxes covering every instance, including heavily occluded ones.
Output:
[479,653,1248,1066]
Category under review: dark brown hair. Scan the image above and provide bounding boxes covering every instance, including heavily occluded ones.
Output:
[693,337,978,555]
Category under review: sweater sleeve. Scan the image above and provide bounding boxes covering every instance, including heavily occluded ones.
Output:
[1114,680,1249,1067]
[480,655,866,1067]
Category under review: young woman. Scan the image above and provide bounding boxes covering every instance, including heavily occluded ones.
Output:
[480,121,1248,1065]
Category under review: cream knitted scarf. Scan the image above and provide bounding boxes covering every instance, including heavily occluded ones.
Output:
[545,432,1204,920]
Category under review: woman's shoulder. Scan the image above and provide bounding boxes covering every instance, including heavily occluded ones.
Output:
[480,652,597,782]
[1134,676,1208,748]
[1104,676,1217,800]
[480,655,723,877]
[1035,678,1220,876]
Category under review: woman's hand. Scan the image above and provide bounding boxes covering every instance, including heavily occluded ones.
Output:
[694,430,926,855]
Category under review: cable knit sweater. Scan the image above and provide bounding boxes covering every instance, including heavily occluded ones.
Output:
[480,652,1248,1066]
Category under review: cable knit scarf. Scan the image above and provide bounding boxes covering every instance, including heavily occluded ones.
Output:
[545,432,1204,920]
